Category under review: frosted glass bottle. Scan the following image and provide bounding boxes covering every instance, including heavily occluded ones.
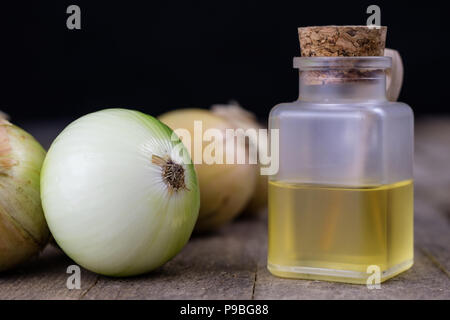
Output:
[268,57,414,284]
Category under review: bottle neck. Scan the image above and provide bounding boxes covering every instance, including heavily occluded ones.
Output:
[298,70,388,103]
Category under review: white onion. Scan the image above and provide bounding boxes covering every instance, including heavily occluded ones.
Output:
[41,109,200,276]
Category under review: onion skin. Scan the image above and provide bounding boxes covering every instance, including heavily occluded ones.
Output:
[159,109,257,232]
[211,103,267,215]
[245,173,268,214]
[0,120,48,272]
[385,48,404,102]
[41,109,200,277]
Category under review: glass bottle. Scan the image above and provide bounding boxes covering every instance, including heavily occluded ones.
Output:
[268,56,414,284]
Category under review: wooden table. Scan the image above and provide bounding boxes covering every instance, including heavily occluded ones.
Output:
[1,118,449,300]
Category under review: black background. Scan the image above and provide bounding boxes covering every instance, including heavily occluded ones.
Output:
[1,1,448,124]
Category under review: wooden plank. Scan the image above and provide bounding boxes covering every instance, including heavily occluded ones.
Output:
[253,247,449,300]
[414,200,450,277]
[0,118,449,299]
[82,217,260,300]
[415,118,450,213]
[0,246,98,300]
[414,118,450,273]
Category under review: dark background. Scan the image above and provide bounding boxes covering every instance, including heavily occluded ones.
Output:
[1,0,448,125]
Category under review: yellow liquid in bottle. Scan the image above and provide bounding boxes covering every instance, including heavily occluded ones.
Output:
[268,180,414,284]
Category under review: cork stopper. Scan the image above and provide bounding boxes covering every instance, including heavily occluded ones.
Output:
[298,26,387,57]
[297,26,387,85]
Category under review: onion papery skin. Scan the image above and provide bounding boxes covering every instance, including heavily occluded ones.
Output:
[0,120,48,271]
[41,109,200,277]
[159,109,257,232]
[211,103,268,215]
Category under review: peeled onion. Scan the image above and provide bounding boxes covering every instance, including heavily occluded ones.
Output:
[41,109,200,276]
[0,120,48,271]
[159,109,258,232]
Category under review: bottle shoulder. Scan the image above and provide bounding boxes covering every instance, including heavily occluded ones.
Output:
[270,100,413,121]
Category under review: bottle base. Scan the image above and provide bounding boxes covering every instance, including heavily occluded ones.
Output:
[267,259,413,285]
